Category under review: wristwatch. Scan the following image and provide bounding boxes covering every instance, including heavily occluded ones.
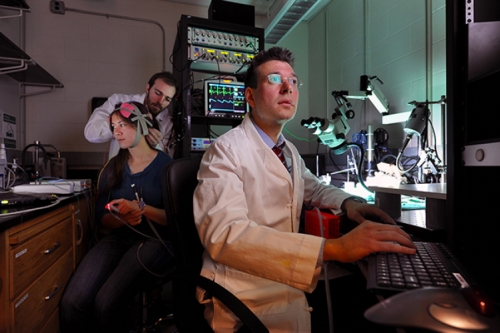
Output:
[341,196,367,212]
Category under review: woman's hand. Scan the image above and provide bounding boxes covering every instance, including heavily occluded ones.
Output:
[107,198,145,226]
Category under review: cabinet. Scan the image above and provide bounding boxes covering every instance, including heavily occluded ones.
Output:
[446,0,500,301]
[72,196,92,267]
[0,195,90,333]
[171,15,264,158]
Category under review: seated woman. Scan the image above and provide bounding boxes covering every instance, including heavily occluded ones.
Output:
[59,101,174,333]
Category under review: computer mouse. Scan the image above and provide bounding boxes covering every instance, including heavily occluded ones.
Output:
[364,287,500,332]
[461,285,496,317]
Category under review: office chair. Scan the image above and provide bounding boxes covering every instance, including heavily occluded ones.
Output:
[134,268,175,333]
[162,157,268,333]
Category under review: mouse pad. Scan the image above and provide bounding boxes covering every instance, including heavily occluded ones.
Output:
[364,287,500,332]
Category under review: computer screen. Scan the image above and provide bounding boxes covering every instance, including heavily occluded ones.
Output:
[204,79,248,118]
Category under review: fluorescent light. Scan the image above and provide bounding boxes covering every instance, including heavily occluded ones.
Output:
[367,80,389,114]
[382,111,412,125]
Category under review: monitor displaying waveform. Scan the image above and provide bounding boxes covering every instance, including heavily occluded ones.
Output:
[204,80,249,118]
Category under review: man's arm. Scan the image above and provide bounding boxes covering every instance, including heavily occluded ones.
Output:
[84,96,115,143]
[84,93,142,143]
[194,142,323,292]
[323,200,416,262]
[295,155,415,262]
[323,221,416,262]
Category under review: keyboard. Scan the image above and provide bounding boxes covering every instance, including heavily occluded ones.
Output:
[366,242,474,295]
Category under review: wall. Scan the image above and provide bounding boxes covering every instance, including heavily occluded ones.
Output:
[1,0,209,164]
[0,9,25,151]
[305,0,446,172]
[25,0,207,154]
[0,0,446,170]
[272,22,311,154]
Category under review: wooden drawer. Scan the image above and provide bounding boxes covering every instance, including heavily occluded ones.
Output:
[11,249,73,333]
[73,199,91,267]
[39,307,59,333]
[9,217,73,299]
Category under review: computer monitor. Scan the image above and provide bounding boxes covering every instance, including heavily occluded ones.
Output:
[204,79,249,118]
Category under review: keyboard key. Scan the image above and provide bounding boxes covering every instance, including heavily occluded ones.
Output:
[369,242,466,293]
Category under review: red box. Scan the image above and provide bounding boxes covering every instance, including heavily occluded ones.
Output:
[305,210,341,239]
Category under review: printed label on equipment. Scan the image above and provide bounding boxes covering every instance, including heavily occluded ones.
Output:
[453,273,469,288]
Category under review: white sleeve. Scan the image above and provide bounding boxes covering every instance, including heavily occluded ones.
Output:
[194,143,323,292]
[84,93,141,143]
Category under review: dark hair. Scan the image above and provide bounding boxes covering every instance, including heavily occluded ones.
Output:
[108,101,158,133]
[147,71,178,96]
[103,101,158,191]
[244,47,295,89]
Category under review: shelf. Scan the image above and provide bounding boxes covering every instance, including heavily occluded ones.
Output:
[0,0,29,19]
[368,183,446,232]
[0,0,29,10]
[0,31,63,87]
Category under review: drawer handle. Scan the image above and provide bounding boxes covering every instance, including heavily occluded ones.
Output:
[44,242,61,254]
[76,218,83,245]
[45,285,61,301]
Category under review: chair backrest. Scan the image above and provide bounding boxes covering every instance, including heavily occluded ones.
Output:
[162,157,211,332]
[163,157,269,333]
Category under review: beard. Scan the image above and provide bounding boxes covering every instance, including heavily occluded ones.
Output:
[148,103,163,115]
[145,95,165,116]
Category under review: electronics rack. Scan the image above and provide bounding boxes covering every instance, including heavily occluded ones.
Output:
[446,0,500,301]
[187,26,261,74]
[171,15,265,158]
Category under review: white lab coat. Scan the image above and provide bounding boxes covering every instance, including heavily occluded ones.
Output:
[84,92,174,159]
[193,115,353,332]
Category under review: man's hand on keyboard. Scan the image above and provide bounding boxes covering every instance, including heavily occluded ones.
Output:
[343,200,395,225]
[322,220,417,263]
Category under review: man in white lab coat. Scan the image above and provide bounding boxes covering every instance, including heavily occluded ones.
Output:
[84,71,177,159]
[193,47,416,332]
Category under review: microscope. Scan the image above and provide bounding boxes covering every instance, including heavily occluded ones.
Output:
[396,98,447,183]
[301,75,391,191]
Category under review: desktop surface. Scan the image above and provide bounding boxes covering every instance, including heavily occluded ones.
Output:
[369,183,446,200]
[369,183,447,234]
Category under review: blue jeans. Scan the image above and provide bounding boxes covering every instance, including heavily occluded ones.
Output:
[59,231,173,333]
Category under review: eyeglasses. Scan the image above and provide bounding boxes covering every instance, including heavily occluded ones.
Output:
[266,74,303,88]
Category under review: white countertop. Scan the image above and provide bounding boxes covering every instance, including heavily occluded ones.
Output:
[368,183,446,200]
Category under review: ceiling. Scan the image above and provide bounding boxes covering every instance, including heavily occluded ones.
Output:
[162,0,274,17]
[162,0,331,44]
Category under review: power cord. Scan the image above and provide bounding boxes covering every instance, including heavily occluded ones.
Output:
[315,206,334,333]
[106,207,174,278]
[0,196,61,216]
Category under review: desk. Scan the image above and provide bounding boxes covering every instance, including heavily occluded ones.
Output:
[369,184,446,232]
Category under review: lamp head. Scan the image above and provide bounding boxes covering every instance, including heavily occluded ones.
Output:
[404,105,428,137]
